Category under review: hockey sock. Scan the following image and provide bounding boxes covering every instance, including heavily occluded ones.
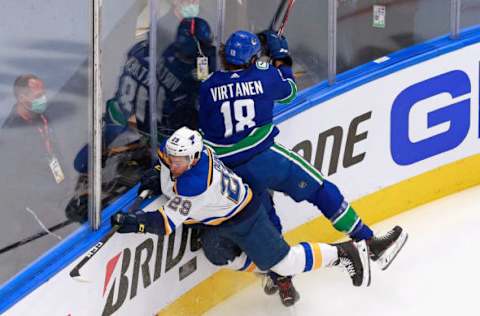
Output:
[309,179,373,240]
[330,201,373,241]
[270,243,338,276]
[224,253,262,273]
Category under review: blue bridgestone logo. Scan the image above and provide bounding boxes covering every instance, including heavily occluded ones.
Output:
[390,70,471,165]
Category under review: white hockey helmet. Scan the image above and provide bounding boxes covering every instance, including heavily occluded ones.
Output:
[165,126,203,163]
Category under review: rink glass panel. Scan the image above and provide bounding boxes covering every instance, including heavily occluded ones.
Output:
[460,0,480,29]
[221,0,329,90]
[0,1,91,284]
[99,0,153,218]
[155,0,218,137]
[336,0,451,74]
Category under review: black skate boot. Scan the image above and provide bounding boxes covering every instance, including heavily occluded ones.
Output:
[276,276,300,307]
[367,225,408,270]
[334,240,370,287]
[263,272,278,295]
[263,272,300,307]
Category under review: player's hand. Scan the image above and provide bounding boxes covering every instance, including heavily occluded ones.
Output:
[138,167,162,196]
[111,210,146,233]
[260,30,290,60]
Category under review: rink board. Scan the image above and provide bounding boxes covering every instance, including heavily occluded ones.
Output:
[2,27,480,316]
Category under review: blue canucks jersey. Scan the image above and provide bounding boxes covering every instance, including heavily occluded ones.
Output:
[157,43,216,130]
[199,61,297,166]
[114,40,152,133]
[112,39,217,134]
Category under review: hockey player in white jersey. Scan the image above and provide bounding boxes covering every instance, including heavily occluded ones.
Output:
[111,126,372,287]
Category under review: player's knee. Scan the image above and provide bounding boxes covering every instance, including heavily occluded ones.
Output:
[200,231,241,266]
[309,179,344,218]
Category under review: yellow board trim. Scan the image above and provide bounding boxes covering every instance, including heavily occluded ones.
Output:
[157,154,480,316]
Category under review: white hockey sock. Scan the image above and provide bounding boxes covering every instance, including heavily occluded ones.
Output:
[224,253,263,273]
[270,242,339,276]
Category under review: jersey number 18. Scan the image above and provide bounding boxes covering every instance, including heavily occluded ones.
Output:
[220,99,256,137]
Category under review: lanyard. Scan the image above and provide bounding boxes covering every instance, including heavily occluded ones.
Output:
[36,115,53,156]
[19,111,53,157]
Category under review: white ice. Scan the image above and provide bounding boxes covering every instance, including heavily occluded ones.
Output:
[206,185,480,316]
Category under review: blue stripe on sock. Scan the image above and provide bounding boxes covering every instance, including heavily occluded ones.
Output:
[349,220,364,237]
[239,257,252,271]
[300,242,313,272]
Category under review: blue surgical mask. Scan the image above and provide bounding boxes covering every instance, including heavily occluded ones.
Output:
[180,4,199,18]
[30,95,48,114]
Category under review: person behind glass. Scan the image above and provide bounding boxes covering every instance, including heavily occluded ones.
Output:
[106,17,216,138]
[157,16,216,135]
[156,0,201,52]
[3,74,65,184]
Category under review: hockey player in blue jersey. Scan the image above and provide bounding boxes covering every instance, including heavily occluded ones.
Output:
[198,30,408,304]
[111,126,372,290]
[107,17,216,136]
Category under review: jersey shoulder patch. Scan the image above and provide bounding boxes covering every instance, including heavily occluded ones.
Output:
[255,60,270,70]
[175,150,212,197]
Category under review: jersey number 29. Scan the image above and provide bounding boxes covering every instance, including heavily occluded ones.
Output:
[220,99,256,137]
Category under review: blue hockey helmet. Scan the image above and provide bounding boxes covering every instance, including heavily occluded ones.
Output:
[175,17,213,57]
[224,30,261,66]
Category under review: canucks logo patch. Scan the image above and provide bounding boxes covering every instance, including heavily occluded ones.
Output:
[255,60,269,70]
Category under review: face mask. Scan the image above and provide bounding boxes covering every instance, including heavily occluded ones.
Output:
[180,4,199,18]
[30,95,48,114]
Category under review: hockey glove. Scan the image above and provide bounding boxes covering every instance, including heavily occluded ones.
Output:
[111,210,148,234]
[260,30,291,60]
[138,166,162,196]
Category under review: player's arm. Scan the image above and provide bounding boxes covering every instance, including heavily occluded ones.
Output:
[138,164,162,197]
[260,31,297,104]
[111,194,190,236]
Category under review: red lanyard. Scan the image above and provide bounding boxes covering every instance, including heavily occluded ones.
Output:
[36,115,53,156]
[17,109,54,157]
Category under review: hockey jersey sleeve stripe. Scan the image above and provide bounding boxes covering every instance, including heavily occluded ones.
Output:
[202,187,253,225]
[276,79,297,104]
[157,207,175,235]
[206,147,213,187]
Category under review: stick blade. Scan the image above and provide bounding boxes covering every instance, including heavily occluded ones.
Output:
[69,268,91,283]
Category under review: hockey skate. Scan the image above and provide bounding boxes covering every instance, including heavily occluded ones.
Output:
[263,272,300,307]
[368,225,408,270]
[334,240,370,287]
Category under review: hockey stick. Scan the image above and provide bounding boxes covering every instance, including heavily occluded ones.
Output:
[0,219,74,255]
[69,189,150,282]
[270,0,289,31]
[277,0,295,36]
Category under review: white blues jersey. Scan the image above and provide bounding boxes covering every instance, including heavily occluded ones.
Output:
[156,145,252,234]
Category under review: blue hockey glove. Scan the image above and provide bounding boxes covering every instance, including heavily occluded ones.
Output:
[138,166,162,196]
[111,210,147,233]
[261,30,290,60]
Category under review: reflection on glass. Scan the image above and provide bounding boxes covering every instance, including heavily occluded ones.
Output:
[337,0,450,73]
[68,1,220,227]
[0,1,90,284]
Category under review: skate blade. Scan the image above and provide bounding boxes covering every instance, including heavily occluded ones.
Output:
[356,240,371,287]
[377,231,408,271]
